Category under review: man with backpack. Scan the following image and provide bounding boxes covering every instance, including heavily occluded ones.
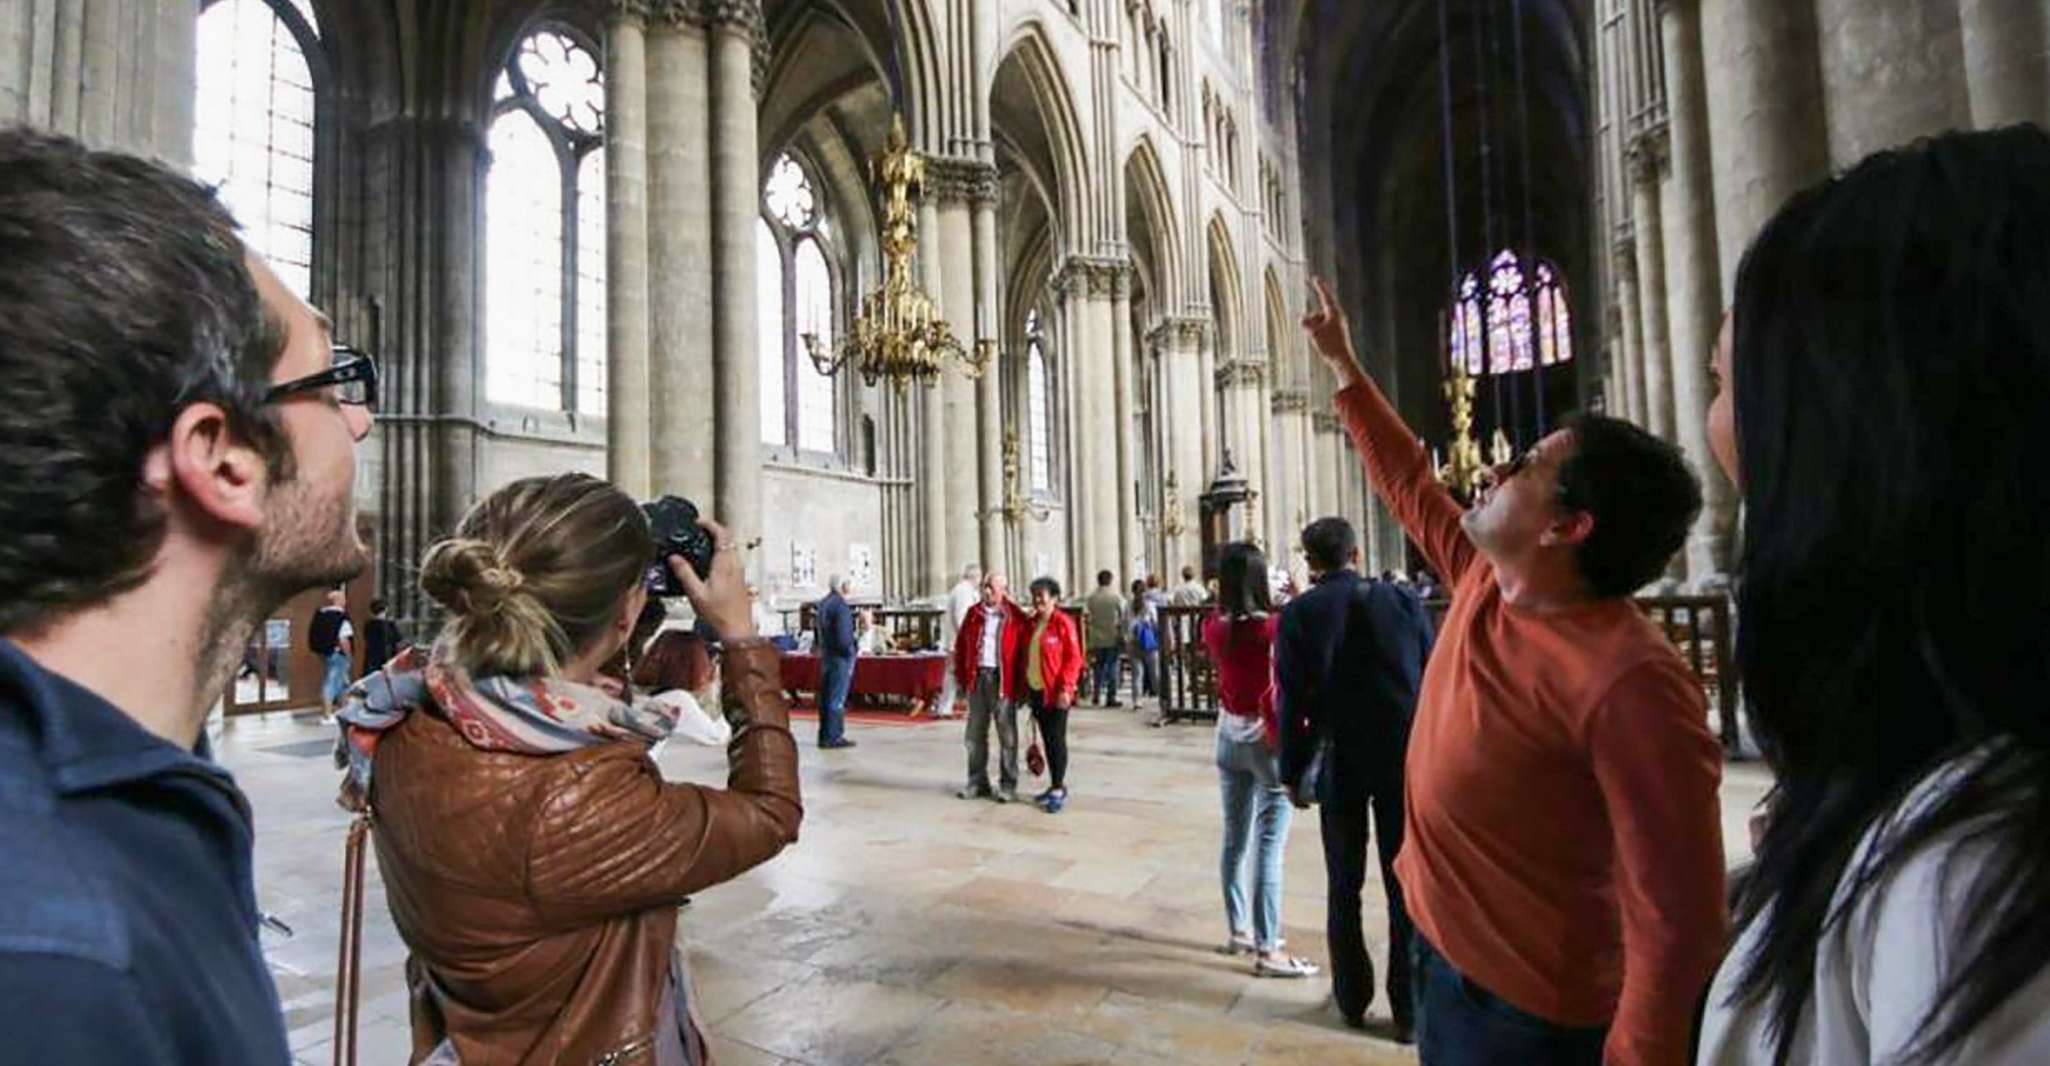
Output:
[310,588,354,719]
[1277,517,1433,1040]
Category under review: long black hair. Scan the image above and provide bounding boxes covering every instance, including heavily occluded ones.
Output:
[1215,542,1271,622]
[1727,124,2050,1064]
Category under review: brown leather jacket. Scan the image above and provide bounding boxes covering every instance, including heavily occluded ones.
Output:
[368,640,802,1064]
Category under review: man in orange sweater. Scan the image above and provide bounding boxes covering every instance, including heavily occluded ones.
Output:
[1302,278,1725,1065]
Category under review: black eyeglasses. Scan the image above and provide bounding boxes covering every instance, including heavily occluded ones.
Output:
[265,345,379,408]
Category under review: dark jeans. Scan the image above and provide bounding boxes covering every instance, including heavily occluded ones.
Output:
[1320,763,1413,1027]
[1088,647,1121,704]
[818,653,854,744]
[1028,688,1070,789]
[1412,935,1607,1066]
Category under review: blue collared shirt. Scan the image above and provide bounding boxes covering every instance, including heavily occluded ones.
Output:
[0,639,289,1063]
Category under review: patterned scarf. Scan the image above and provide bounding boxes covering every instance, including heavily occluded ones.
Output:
[334,644,680,810]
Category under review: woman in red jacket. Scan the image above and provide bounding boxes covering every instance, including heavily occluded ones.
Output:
[1203,541,1319,978]
[1019,576,1085,813]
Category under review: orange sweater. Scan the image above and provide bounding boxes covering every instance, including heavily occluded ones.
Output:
[1335,382,1726,1066]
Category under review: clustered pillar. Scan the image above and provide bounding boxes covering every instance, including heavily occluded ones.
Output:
[607,0,761,547]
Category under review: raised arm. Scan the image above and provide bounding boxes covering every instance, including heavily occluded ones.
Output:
[1302,277,1476,584]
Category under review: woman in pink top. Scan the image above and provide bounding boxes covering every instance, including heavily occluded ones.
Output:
[1202,542,1319,978]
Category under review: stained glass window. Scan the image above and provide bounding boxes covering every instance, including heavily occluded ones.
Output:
[1445,250,1574,376]
[484,28,606,413]
[1027,311,1052,492]
[794,238,835,453]
[194,0,318,298]
[765,154,816,230]
[760,153,840,458]
[485,111,563,409]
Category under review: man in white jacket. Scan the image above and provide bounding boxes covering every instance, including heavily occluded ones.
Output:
[935,564,980,718]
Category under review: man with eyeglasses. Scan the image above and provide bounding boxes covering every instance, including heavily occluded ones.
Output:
[1302,278,1723,1066]
[0,128,375,1062]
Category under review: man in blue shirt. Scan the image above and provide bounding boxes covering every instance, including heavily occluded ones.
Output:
[0,129,375,1061]
[813,576,859,749]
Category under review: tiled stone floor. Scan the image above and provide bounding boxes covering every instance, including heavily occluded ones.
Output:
[218,698,1772,1066]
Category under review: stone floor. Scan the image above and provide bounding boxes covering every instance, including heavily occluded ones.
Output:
[220,698,1772,1066]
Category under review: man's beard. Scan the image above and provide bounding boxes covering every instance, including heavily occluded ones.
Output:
[194,470,367,709]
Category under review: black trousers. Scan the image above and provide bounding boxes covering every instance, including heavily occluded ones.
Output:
[1027,689,1070,789]
[1320,761,1414,1027]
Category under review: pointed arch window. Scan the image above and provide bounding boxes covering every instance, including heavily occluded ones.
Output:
[194,0,320,299]
[1026,310,1053,493]
[760,153,842,459]
[484,28,606,413]
[1447,249,1574,376]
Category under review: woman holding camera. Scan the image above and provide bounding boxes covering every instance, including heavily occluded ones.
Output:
[335,473,801,1065]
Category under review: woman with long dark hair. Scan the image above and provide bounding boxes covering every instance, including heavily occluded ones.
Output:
[1204,542,1319,978]
[1697,125,2050,1063]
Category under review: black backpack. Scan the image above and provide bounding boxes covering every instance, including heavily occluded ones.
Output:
[308,607,345,656]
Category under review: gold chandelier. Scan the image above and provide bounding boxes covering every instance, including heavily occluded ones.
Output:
[803,114,992,388]
[1437,340,1488,497]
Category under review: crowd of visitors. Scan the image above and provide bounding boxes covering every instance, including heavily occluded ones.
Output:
[11,122,2050,1065]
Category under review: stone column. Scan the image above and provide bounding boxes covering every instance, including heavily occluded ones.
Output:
[604,4,652,498]
[936,196,977,580]
[972,180,1004,574]
[1613,246,1647,426]
[1086,271,1121,579]
[1111,270,1140,581]
[920,196,950,595]
[1313,411,1342,525]
[1700,0,1829,293]
[646,8,715,507]
[1628,130,1677,446]
[1161,319,1206,569]
[1198,326,1218,479]
[1961,0,2050,128]
[1660,0,1736,580]
[708,3,761,545]
[6,0,193,165]
[1813,0,1969,168]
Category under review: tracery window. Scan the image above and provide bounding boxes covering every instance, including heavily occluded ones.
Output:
[1447,249,1574,376]
[194,0,320,299]
[759,153,841,457]
[1026,310,1052,493]
[484,28,606,413]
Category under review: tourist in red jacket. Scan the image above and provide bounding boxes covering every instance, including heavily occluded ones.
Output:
[1016,576,1084,813]
[951,572,1031,801]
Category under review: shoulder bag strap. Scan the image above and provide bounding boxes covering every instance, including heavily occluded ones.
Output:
[333,814,371,1066]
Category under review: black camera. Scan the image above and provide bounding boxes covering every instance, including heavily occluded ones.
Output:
[641,495,716,597]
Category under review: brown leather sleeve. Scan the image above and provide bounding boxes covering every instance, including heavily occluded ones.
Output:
[523,641,802,928]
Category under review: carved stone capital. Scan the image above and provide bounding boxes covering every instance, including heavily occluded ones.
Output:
[1311,411,1341,434]
[1625,124,1671,186]
[1216,358,1267,389]
[702,0,762,33]
[646,0,699,26]
[1270,389,1308,414]
[602,0,653,25]
[926,157,999,205]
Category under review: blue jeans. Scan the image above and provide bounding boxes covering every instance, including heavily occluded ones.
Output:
[320,651,351,707]
[1412,935,1606,1065]
[1216,732,1293,951]
[818,654,855,744]
[1089,647,1121,704]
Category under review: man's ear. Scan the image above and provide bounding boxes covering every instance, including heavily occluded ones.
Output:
[143,402,270,534]
[1540,509,1595,549]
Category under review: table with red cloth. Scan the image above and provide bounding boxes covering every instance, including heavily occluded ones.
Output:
[779,652,950,715]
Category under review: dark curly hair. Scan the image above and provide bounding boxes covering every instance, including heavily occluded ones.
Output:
[0,127,290,633]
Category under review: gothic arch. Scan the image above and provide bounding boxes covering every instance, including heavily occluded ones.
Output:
[992,20,1092,253]
[1264,265,1294,386]
[1124,134,1184,313]
[1206,212,1243,358]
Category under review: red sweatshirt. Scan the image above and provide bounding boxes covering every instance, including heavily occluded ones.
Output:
[1335,381,1727,1066]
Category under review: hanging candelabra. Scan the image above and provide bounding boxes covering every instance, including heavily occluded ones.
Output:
[803,113,993,387]
[1438,317,1487,497]
[987,429,1051,523]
